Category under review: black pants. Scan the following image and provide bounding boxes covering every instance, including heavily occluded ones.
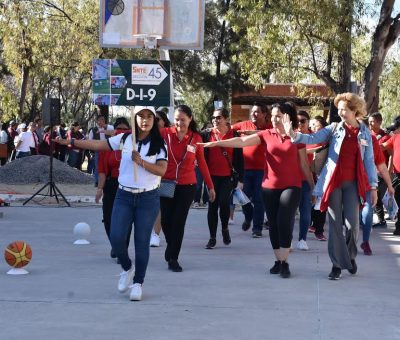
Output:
[102,177,131,248]
[374,176,387,223]
[262,187,301,249]
[161,184,196,261]
[311,208,326,234]
[207,175,233,238]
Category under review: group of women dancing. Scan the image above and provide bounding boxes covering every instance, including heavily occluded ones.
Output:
[55,92,381,300]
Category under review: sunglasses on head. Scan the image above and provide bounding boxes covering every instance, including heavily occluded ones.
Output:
[212,116,223,120]
[298,118,308,124]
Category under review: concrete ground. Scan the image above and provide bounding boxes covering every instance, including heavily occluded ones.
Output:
[0,203,399,340]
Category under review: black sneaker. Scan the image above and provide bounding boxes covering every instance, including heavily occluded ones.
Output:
[269,261,281,274]
[168,259,183,272]
[348,259,357,274]
[242,221,251,231]
[205,238,216,249]
[394,229,400,236]
[252,231,262,238]
[222,229,231,245]
[280,261,291,278]
[372,221,387,228]
[328,267,342,280]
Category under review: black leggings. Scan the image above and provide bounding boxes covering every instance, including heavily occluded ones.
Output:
[311,208,326,234]
[161,184,196,261]
[262,187,301,249]
[207,175,233,238]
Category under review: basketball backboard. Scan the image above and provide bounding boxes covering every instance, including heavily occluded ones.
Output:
[100,0,205,50]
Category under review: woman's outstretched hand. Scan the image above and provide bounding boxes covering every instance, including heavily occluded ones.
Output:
[197,141,218,148]
[282,114,294,138]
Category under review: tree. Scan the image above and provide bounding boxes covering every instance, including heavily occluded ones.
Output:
[228,0,400,113]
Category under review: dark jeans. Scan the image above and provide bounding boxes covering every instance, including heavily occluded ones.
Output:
[374,176,387,223]
[298,181,312,241]
[161,184,196,261]
[110,188,160,284]
[242,169,265,232]
[207,175,233,238]
[102,177,131,248]
[16,151,31,159]
[262,187,301,249]
[194,166,209,204]
[67,150,82,169]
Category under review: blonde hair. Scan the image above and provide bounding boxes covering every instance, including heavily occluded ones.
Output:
[334,93,367,119]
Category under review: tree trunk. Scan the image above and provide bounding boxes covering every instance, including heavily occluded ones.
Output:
[336,0,353,93]
[360,0,400,114]
[215,0,230,79]
[19,65,30,120]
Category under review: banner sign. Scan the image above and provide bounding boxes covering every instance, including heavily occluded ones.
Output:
[92,59,171,106]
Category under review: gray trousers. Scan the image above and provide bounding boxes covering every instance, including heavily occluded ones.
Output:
[327,181,359,269]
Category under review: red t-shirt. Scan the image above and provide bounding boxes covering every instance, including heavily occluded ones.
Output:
[336,125,359,182]
[161,127,213,189]
[257,129,304,189]
[385,133,400,173]
[232,120,269,170]
[98,150,121,179]
[207,129,235,176]
[371,129,390,165]
[372,134,385,166]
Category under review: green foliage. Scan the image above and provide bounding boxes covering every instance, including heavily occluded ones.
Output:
[380,59,400,125]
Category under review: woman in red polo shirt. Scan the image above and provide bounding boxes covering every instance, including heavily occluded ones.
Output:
[201,108,243,249]
[200,102,314,278]
[95,117,131,259]
[160,105,216,272]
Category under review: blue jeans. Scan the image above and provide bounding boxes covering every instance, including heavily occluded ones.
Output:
[67,150,82,169]
[110,188,160,284]
[242,170,265,232]
[299,181,312,241]
[360,190,372,242]
[16,151,31,159]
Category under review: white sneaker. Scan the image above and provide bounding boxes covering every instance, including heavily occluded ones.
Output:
[297,239,309,251]
[118,267,135,293]
[150,232,161,247]
[129,283,142,301]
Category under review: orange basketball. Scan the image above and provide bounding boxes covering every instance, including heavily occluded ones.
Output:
[4,241,32,268]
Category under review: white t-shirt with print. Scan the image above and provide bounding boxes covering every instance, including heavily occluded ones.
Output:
[107,133,167,189]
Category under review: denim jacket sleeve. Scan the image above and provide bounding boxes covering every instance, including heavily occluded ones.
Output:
[292,123,337,145]
[360,126,378,188]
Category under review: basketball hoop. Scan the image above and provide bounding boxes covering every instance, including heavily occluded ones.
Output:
[132,34,162,49]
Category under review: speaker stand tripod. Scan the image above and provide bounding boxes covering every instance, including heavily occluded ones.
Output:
[23,127,70,206]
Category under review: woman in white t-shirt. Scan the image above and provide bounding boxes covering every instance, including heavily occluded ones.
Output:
[55,106,167,301]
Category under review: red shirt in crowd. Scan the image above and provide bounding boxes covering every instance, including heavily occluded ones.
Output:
[256,129,305,189]
[98,149,121,179]
[232,120,270,170]
[206,128,235,176]
[161,127,214,189]
[371,128,390,165]
[384,133,400,173]
[372,134,385,167]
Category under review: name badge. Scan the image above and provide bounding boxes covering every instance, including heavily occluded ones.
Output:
[187,145,196,153]
[360,139,368,146]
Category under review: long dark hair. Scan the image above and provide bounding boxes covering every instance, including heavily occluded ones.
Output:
[156,110,171,127]
[176,104,198,132]
[134,111,166,157]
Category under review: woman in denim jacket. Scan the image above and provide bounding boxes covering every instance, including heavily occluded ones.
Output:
[283,93,378,280]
